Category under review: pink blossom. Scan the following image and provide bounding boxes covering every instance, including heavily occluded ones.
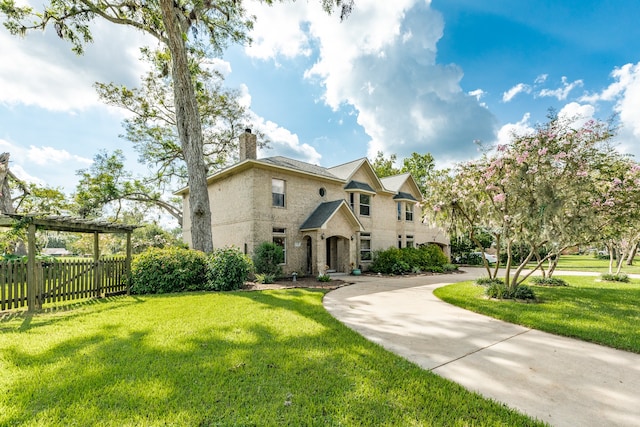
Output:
[493,193,506,203]
[553,152,567,161]
[612,177,622,185]
[576,170,588,177]
[516,151,529,165]
[496,144,507,152]
[538,147,548,156]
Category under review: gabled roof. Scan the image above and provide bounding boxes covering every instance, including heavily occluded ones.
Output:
[380,173,423,201]
[327,158,366,180]
[300,200,363,231]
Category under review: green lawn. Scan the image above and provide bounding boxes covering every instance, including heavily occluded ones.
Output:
[0,290,543,426]
[536,254,640,274]
[434,276,640,353]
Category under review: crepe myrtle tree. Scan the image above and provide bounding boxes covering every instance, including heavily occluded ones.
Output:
[590,158,640,274]
[427,114,620,289]
[1,0,354,252]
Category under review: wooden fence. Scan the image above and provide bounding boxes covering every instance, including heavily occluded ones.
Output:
[1,257,129,312]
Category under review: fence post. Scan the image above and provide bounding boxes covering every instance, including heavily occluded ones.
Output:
[126,232,132,295]
[27,223,39,311]
[93,232,102,297]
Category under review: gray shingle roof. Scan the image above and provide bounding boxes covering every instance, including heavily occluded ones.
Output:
[393,191,417,201]
[344,180,376,193]
[299,200,345,230]
[260,156,338,180]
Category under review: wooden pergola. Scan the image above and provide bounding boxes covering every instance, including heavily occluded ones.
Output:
[0,213,138,311]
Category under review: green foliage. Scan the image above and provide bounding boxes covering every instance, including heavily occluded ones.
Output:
[443,263,459,272]
[129,247,207,294]
[370,244,449,274]
[485,283,536,300]
[255,273,276,284]
[252,241,283,277]
[475,277,504,286]
[601,273,630,283]
[317,274,332,282]
[206,246,252,291]
[530,276,568,287]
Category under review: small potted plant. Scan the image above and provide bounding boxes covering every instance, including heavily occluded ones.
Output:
[351,262,361,276]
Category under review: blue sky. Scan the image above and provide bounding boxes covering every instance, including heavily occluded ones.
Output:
[1,0,639,203]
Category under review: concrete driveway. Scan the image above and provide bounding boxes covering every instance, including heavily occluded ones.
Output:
[323,269,640,427]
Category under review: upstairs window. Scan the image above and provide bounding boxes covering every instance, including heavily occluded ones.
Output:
[359,194,371,216]
[272,178,285,207]
[397,202,402,221]
[405,203,414,222]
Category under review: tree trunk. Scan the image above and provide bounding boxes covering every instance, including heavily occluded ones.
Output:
[159,0,213,252]
[0,153,15,214]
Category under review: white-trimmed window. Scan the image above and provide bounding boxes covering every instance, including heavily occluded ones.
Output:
[272,179,285,208]
[406,235,414,248]
[360,233,372,261]
[272,227,286,264]
[349,193,355,211]
[397,202,402,221]
[405,203,414,222]
[359,194,371,216]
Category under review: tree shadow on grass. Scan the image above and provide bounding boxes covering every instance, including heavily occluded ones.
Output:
[1,289,542,426]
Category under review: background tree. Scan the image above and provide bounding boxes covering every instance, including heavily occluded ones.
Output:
[1,0,354,252]
[95,47,266,192]
[75,150,183,225]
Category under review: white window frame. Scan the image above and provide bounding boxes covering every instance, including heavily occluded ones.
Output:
[272,227,286,264]
[272,178,285,208]
[360,232,372,261]
[405,203,414,222]
[359,193,371,217]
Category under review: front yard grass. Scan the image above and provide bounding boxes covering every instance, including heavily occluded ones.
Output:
[533,254,640,275]
[434,276,640,353]
[0,290,543,426]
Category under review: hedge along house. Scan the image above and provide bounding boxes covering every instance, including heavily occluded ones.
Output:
[176,129,450,276]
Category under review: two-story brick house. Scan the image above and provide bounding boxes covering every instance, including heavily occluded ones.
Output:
[177,129,449,275]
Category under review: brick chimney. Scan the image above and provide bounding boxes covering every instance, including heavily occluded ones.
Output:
[239,128,257,161]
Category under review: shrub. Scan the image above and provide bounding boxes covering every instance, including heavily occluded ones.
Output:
[530,276,568,287]
[317,274,332,282]
[601,273,630,283]
[512,284,536,300]
[130,247,208,294]
[485,282,536,301]
[485,282,509,299]
[370,244,449,274]
[253,242,284,277]
[255,273,276,284]
[424,266,444,273]
[370,247,403,274]
[443,263,459,272]
[417,244,448,268]
[475,277,504,286]
[206,246,253,291]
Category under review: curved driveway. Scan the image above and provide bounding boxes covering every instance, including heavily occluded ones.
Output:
[323,269,640,427]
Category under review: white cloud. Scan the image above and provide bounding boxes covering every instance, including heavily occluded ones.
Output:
[557,102,595,126]
[502,83,531,102]
[496,113,534,146]
[538,76,584,101]
[27,146,92,166]
[534,74,548,85]
[245,0,497,164]
[256,118,322,164]
[468,89,486,102]
[0,20,153,112]
[0,138,94,192]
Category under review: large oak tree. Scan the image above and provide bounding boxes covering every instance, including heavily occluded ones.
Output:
[1,0,354,252]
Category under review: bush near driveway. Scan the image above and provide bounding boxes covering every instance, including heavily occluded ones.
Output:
[370,244,448,274]
[130,247,208,294]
